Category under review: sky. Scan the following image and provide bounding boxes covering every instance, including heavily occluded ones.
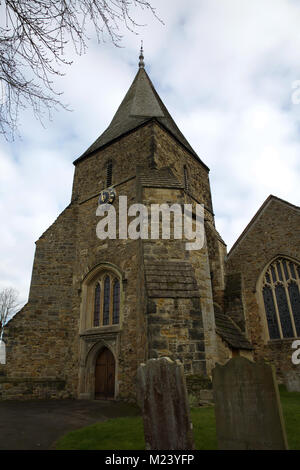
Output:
[1,0,300,305]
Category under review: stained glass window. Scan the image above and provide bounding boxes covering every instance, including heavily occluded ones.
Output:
[276,262,283,281]
[113,280,120,324]
[275,285,294,337]
[103,276,110,325]
[262,286,280,339]
[92,273,121,328]
[288,282,300,336]
[282,260,289,280]
[290,263,296,279]
[262,258,300,339]
[93,283,101,327]
[271,265,277,283]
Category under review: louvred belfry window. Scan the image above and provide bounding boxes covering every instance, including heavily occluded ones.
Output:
[106,161,113,187]
[184,165,189,191]
[92,273,121,327]
[262,258,300,339]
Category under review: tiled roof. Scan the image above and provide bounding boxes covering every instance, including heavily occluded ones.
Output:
[75,68,206,165]
[145,261,200,298]
[215,310,253,350]
[139,167,184,189]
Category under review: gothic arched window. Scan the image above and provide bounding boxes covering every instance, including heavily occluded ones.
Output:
[112,280,120,324]
[103,276,110,326]
[183,165,189,191]
[92,273,121,327]
[262,258,300,340]
[93,283,101,327]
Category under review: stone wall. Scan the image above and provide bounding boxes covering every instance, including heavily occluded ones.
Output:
[225,273,246,333]
[2,121,222,400]
[205,221,227,311]
[227,197,300,380]
[146,125,227,346]
[3,202,79,399]
[72,123,155,203]
[140,184,206,375]
[152,124,213,213]
[2,125,156,400]
[0,377,67,400]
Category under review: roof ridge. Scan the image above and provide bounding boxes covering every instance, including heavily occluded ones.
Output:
[227,194,300,258]
[73,67,207,167]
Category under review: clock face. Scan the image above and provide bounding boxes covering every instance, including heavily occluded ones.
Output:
[98,188,116,205]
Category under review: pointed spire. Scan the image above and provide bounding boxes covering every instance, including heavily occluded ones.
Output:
[139,41,145,68]
[76,59,208,167]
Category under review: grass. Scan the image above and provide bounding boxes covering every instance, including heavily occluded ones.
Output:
[190,406,217,450]
[278,385,300,450]
[56,416,145,450]
[55,387,300,450]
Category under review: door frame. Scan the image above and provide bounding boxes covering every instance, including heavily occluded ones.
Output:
[78,337,119,400]
[95,347,116,399]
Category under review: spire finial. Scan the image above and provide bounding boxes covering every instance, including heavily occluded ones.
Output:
[139,40,145,68]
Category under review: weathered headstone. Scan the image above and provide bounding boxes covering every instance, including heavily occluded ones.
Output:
[137,357,195,450]
[284,369,300,392]
[212,357,288,450]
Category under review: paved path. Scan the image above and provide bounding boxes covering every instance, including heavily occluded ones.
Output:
[0,400,140,450]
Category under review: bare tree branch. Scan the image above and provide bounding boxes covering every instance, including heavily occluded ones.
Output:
[0,0,162,140]
[0,287,20,341]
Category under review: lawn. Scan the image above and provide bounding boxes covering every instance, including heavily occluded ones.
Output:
[55,386,300,450]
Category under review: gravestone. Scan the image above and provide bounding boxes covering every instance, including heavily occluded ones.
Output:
[285,369,300,392]
[137,357,195,450]
[212,357,288,450]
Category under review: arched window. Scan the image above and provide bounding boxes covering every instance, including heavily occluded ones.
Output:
[183,165,189,191]
[113,280,120,324]
[92,273,121,327]
[106,160,113,187]
[262,258,300,339]
[103,276,110,326]
[93,283,101,327]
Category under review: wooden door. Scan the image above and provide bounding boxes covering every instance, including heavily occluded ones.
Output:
[95,348,115,399]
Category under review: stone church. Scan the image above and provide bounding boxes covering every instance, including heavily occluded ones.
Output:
[0,49,299,400]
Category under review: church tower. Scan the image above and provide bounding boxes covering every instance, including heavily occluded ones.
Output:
[1,49,252,401]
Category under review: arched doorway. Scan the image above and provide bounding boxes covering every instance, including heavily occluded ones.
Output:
[95,348,115,399]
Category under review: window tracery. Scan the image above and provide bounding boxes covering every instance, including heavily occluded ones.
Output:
[93,273,120,327]
[262,258,300,339]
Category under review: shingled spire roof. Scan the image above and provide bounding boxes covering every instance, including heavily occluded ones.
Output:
[75,49,207,167]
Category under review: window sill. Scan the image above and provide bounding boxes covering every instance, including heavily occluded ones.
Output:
[80,325,121,337]
[267,337,300,345]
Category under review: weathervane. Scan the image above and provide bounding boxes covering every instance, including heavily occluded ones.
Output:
[139,40,145,68]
